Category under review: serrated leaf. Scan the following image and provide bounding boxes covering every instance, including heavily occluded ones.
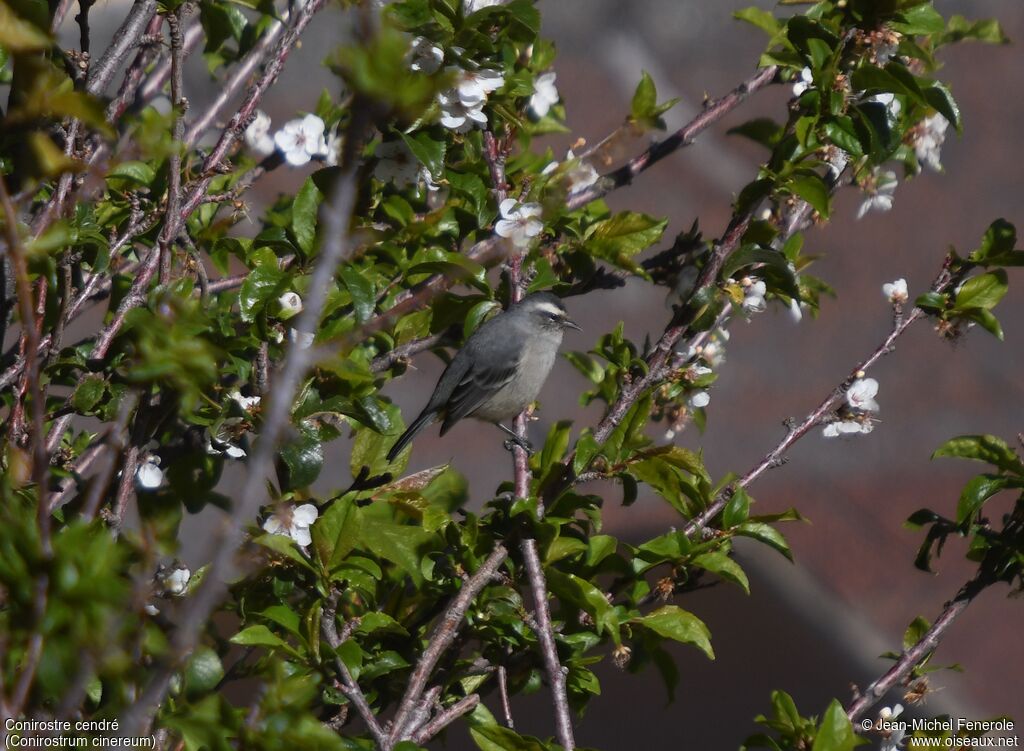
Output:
[789,173,831,218]
[583,211,667,274]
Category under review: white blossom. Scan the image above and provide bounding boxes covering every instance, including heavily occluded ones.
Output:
[274,114,327,167]
[229,391,261,412]
[856,169,898,220]
[741,277,767,313]
[277,291,303,319]
[688,390,710,409]
[144,603,160,616]
[822,418,875,438]
[529,71,559,118]
[464,0,504,12]
[263,503,319,547]
[438,90,488,132]
[495,198,543,247]
[135,456,163,491]
[244,111,275,157]
[879,705,906,751]
[438,67,503,132]
[452,67,504,106]
[374,140,420,187]
[409,36,443,74]
[162,566,191,596]
[543,149,599,195]
[792,66,813,96]
[914,114,949,172]
[882,278,909,304]
[846,377,880,413]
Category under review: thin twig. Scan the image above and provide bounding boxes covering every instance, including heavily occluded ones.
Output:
[321,596,387,747]
[369,329,453,373]
[86,0,158,96]
[159,6,187,285]
[497,664,514,728]
[846,573,992,722]
[388,545,509,746]
[685,259,958,536]
[411,694,481,745]
[183,12,291,148]
[565,65,779,210]
[0,177,51,553]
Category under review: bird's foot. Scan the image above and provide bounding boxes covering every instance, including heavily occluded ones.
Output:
[503,436,534,456]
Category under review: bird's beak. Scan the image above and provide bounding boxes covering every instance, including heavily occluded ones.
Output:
[563,318,582,332]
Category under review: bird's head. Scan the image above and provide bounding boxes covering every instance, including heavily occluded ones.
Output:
[517,292,582,334]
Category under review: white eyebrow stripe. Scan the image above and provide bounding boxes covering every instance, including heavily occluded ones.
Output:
[532,301,565,317]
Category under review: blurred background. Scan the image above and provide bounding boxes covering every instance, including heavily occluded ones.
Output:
[64,0,1024,746]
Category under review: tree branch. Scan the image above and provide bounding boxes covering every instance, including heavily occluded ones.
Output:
[845,572,993,722]
[685,256,959,536]
[321,597,387,747]
[564,65,779,211]
[388,544,509,747]
[411,693,481,745]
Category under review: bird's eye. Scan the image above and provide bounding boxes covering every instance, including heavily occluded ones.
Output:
[547,312,558,321]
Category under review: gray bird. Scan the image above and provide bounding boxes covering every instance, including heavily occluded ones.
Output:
[386,292,580,461]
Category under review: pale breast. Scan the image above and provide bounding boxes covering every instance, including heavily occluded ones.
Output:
[473,333,562,422]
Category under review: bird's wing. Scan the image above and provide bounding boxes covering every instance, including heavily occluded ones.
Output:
[440,360,518,433]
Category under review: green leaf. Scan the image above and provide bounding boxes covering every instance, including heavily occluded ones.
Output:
[0,1,52,51]
[903,616,930,650]
[789,173,831,218]
[892,5,946,35]
[629,70,678,129]
[278,432,324,490]
[230,624,289,648]
[313,497,362,570]
[183,647,224,698]
[733,7,780,35]
[469,724,549,751]
[340,266,376,322]
[292,177,323,256]
[583,211,667,274]
[691,551,749,593]
[811,700,859,751]
[961,308,1003,340]
[957,474,1012,527]
[107,161,156,186]
[953,270,1008,311]
[632,605,714,659]
[924,83,961,134]
[397,129,445,178]
[969,219,1018,264]
[735,521,792,560]
[359,515,435,584]
[932,434,1024,475]
[722,487,750,528]
[239,265,286,322]
[942,16,1008,46]
[547,569,619,642]
[71,375,106,414]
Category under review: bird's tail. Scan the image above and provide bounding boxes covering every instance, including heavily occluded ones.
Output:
[386,410,436,462]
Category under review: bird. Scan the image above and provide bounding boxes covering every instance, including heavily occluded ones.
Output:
[386,292,580,461]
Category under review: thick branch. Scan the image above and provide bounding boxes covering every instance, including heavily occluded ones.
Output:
[411,694,481,745]
[85,0,158,96]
